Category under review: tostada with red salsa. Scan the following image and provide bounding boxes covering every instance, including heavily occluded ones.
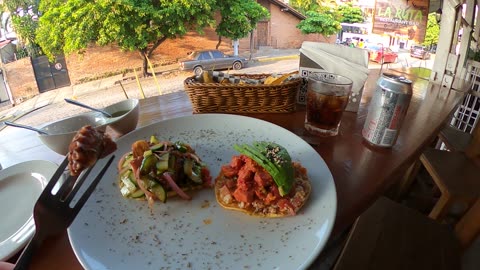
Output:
[215,141,311,217]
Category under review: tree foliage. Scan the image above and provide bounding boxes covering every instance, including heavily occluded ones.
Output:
[37,0,217,76]
[216,0,269,40]
[296,8,341,37]
[337,4,364,23]
[215,0,269,51]
[289,0,337,15]
[36,0,270,76]
[292,1,364,37]
[3,0,41,58]
[423,13,440,47]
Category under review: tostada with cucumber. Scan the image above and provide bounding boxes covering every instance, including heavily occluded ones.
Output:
[117,135,212,207]
[215,141,311,217]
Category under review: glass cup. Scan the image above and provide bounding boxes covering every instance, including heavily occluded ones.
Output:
[305,72,353,136]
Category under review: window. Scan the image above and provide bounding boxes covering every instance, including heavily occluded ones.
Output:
[211,51,224,59]
[198,52,212,60]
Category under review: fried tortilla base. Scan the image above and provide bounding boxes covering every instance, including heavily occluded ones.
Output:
[215,162,311,218]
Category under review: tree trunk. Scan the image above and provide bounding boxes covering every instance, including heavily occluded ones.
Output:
[140,37,168,76]
[232,39,239,56]
[139,50,149,77]
[216,36,222,49]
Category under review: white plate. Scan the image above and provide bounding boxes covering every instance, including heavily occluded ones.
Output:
[68,114,337,270]
[0,160,58,260]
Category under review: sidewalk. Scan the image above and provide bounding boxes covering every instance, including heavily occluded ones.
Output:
[0,48,300,127]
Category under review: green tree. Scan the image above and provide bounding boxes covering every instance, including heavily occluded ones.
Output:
[36,0,217,77]
[296,8,341,37]
[3,0,42,58]
[337,4,364,23]
[289,0,337,14]
[423,13,440,48]
[215,0,269,59]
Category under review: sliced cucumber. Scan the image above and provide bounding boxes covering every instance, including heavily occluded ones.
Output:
[140,154,156,174]
[130,189,145,198]
[150,185,167,203]
[156,153,169,172]
[150,135,159,144]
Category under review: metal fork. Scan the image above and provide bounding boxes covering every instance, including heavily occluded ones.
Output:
[13,155,115,270]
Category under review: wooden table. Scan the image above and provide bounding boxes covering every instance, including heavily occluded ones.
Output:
[0,70,467,269]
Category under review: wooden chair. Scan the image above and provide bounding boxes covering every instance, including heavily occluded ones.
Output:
[420,147,480,220]
[397,61,480,220]
[436,124,472,152]
[333,196,480,270]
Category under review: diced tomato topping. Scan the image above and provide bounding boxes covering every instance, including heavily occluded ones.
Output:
[233,187,254,203]
[277,199,296,215]
[224,155,296,211]
[243,156,259,173]
[221,165,238,178]
[254,171,272,188]
[264,192,277,205]
[230,155,244,170]
[236,166,254,189]
[225,178,236,189]
[269,184,281,198]
[254,187,267,200]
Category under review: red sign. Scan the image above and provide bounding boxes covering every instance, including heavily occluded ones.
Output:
[373,0,429,43]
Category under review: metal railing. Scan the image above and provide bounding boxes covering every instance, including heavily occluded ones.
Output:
[450,60,480,133]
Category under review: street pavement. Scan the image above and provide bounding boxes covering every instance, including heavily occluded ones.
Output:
[0,49,300,129]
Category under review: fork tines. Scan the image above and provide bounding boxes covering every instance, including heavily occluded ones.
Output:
[40,155,114,217]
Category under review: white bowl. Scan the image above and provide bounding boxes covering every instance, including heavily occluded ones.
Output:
[103,99,139,136]
[38,111,108,155]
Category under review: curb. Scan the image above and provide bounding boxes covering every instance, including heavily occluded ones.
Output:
[254,54,299,62]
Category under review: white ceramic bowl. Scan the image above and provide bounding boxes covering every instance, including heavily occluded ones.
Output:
[103,99,139,136]
[38,111,108,155]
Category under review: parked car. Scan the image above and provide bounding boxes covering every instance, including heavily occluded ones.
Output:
[410,44,431,59]
[365,45,398,64]
[179,50,247,76]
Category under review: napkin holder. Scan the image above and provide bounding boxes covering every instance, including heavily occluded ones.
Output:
[297,42,369,113]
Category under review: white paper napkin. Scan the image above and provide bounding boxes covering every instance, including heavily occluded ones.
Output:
[299,41,369,100]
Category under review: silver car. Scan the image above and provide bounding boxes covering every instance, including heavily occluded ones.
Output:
[179,50,247,76]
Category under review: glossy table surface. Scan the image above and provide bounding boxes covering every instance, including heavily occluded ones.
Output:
[0,70,467,269]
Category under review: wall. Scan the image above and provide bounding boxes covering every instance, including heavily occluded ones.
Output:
[3,57,38,104]
[239,0,335,51]
[269,4,331,48]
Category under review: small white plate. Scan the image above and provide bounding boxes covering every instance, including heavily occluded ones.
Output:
[0,160,58,260]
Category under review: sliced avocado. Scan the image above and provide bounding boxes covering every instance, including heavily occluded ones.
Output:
[254,141,294,196]
[234,142,294,196]
[233,144,280,177]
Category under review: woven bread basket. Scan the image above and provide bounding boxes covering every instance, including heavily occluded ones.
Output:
[183,73,301,113]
